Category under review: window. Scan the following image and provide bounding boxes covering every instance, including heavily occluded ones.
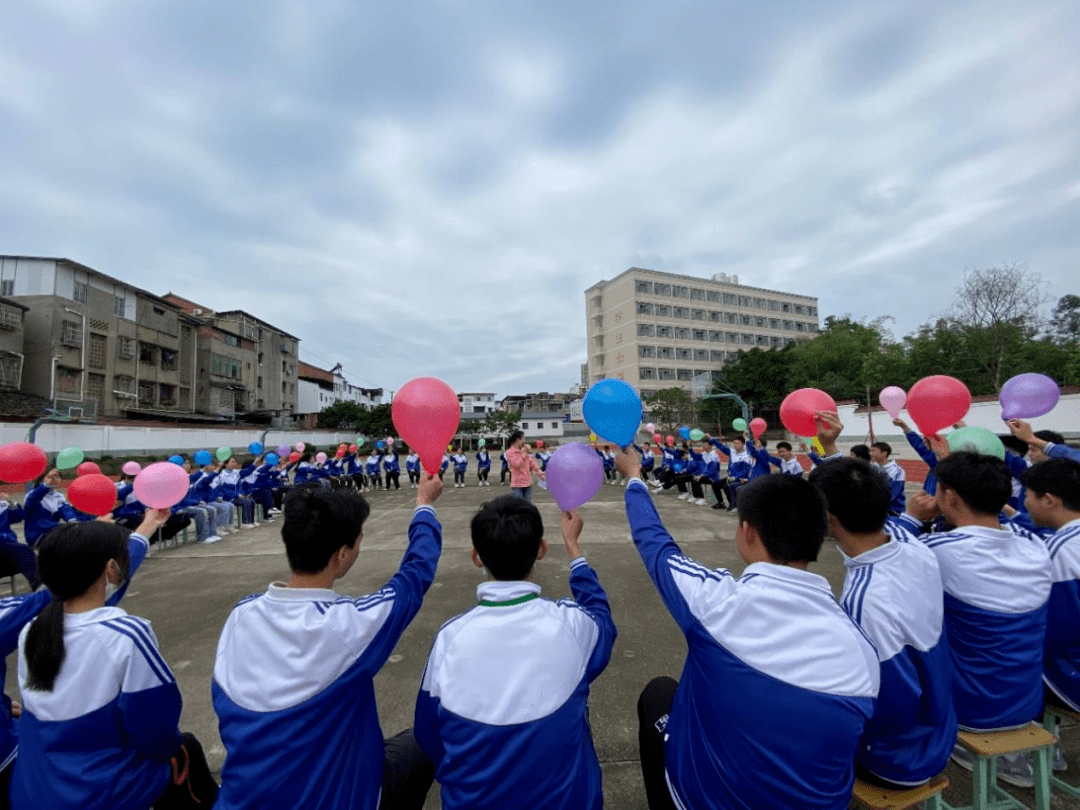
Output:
[654,283,671,296]
[673,286,689,298]
[658,347,674,359]
[139,342,157,363]
[755,317,765,327]
[56,366,81,393]
[693,329,707,341]
[153,306,165,316]
[782,303,792,312]
[521,422,529,429]
[770,318,780,329]
[73,281,88,304]
[88,333,107,369]
[690,288,706,301]
[808,306,818,316]
[726,332,738,343]
[656,304,671,317]
[738,296,751,306]
[219,388,234,409]
[114,375,135,396]
[708,310,722,322]
[138,381,155,406]
[657,326,673,338]
[709,330,722,342]
[0,303,21,329]
[658,368,674,380]
[222,333,241,347]
[637,324,655,337]
[710,350,725,362]
[796,322,806,332]
[694,349,708,361]
[754,297,767,309]
[757,335,769,346]
[675,327,691,340]
[772,336,783,346]
[551,422,559,429]
[807,323,818,333]
[86,373,105,414]
[673,307,689,319]
[692,309,706,320]
[0,280,12,296]
[639,367,656,380]
[722,293,736,305]
[768,300,780,311]
[677,348,692,360]
[116,336,134,359]
[795,305,804,315]
[636,302,654,315]
[635,281,653,294]
[783,320,794,330]
[114,296,126,317]
[160,348,177,370]
[639,345,656,358]
[61,320,81,346]
[211,353,243,380]
[741,333,754,344]
[740,315,752,325]
[707,290,721,302]
[677,369,693,380]
[159,384,176,406]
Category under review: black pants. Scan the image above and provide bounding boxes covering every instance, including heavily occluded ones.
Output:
[500,468,508,483]
[153,732,219,809]
[638,677,679,810]
[655,469,677,489]
[273,487,288,509]
[408,471,420,485]
[454,470,465,484]
[380,729,436,810]
[386,471,400,489]
[640,468,652,482]
[477,468,489,482]
[671,473,693,494]
[604,467,615,481]
[0,542,40,591]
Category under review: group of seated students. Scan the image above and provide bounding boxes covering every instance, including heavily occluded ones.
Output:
[0,409,1076,809]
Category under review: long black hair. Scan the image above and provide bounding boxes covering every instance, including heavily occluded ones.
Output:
[24,521,132,691]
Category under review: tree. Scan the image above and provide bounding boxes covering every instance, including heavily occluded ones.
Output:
[482,410,521,443]
[1049,294,1080,345]
[786,316,894,400]
[643,388,697,433]
[716,346,793,410]
[316,401,367,430]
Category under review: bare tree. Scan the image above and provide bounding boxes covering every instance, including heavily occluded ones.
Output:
[946,264,1050,391]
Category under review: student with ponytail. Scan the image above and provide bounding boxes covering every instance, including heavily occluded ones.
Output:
[10,511,219,810]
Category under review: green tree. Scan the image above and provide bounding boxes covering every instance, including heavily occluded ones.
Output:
[717,346,793,409]
[786,316,894,400]
[643,388,697,433]
[1049,294,1080,345]
[482,410,522,444]
[355,403,394,439]
[316,401,367,430]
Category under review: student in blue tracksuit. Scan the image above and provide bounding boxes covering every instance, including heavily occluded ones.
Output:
[651,443,679,492]
[213,471,444,810]
[708,434,753,512]
[383,450,401,490]
[292,454,315,485]
[241,457,277,515]
[438,454,449,482]
[451,450,468,488]
[406,451,421,488]
[810,459,956,789]
[869,442,906,516]
[636,442,655,482]
[189,460,236,536]
[498,451,509,485]
[766,441,806,477]
[475,448,491,486]
[615,449,878,810]
[415,497,615,810]
[347,450,366,491]
[364,452,383,490]
[11,510,218,809]
[0,498,38,592]
[214,458,259,527]
[599,445,615,483]
[22,469,81,546]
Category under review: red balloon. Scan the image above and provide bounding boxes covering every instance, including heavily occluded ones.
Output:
[0,442,48,483]
[906,375,972,436]
[749,417,768,439]
[348,444,358,453]
[288,451,301,463]
[779,388,838,437]
[536,440,544,449]
[652,433,662,445]
[76,461,102,477]
[68,473,118,516]
[335,448,346,458]
[392,377,460,477]
[665,435,675,447]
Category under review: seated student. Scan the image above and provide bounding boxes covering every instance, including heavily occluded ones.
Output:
[415,498,615,810]
[615,450,879,810]
[12,510,218,809]
[650,442,679,492]
[694,440,729,508]
[1008,419,1080,464]
[707,433,754,512]
[214,457,261,527]
[905,453,1052,786]
[22,469,82,546]
[212,473,444,810]
[809,459,957,789]
[869,442,906,516]
[636,441,655,482]
[763,441,805,478]
[0,496,38,592]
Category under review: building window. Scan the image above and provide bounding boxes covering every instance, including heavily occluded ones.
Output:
[159,384,176,406]
[654,283,671,296]
[635,281,653,294]
[740,315,751,325]
[88,333,107,369]
[657,326,673,338]
[757,335,769,346]
[0,303,21,329]
[673,307,689,319]
[551,422,559,429]
[676,348,692,360]
[114,295,126,317]
[677,368,693,381]
[656,304,671,317]
[658,346,674,359]
[0,280,12,296]
[772,336,783,346]
[222,333,241,347]
[139,342,157,364]
[640,367,656,380]
[694,349,708,361]
[693,330,707,341]
[86,373,105,413]
[796,322,806,332]
[770,318,780,329]
[725,313,738,324]
[707,290,721,302]
[708,310,722,322]
[768,300,780,310]
[795,305,804,314]
[219,388,235,409]
[755,317,766,327]
[160,349,178,370]
[808,306,818,315]
[211,353,243,380]
[782,302,792,312]
[639,345,656,358]
[722,293,736,305]
[521,422,529,429]
[61,320,82,347]
[673,286,689,298]
[738,296,751,306]
[675,327,691,340]
[138,381,155,406]
[116,336,134,359]
[754,297,767,309]
[114,375,135,396]
[783,320,794,330]
[726,332,738,343]
[636,302,653,315]
[690,288,706,301]
[73,281,88,304]
[709,331,722,342]
[691,309,705,320]
[741,333,754,344]
[56,366,81,393]
[658,368,674,380]
[637,324,655,337]
[710,350,725,362]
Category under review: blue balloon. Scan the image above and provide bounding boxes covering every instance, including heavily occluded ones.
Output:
[673,461,685,473]
[582,379,642,447]
[168,455,185,466]
[194,449,213,466]
[678,426,691,440]
[376,440,385,450]
[248,441,264,455]
[265,452,280,466]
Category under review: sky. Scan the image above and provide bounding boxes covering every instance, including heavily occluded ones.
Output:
[1,0,1078,398]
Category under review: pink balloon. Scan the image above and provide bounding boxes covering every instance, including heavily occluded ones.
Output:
[545,443,605,511]
[749,418,767,439]
[387,438,395,446]
[122,461,142,476]
[295,442,306,452]
[0,442,47,484]
[652,433,662,445]
[779,389,837,437]
[645,422,656,434]
[133,461,191,509]
[392,377,461,475]
[315,452,327,463]
[906,375,971,436]
[879,386,907,420]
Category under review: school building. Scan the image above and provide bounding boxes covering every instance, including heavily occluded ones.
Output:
[584,267,819,396]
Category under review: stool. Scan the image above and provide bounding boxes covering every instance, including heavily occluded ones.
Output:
[853,773,949,809]
[1042,704,1080,799]
[942,722,1055,810]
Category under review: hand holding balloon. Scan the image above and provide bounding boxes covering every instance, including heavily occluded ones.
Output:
[814,411,844,456]
[561,510,584,560]
[135,507,172,538]
[614,447,642,481]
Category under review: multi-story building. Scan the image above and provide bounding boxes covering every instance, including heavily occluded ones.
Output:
[500,391,572,415]
[1,256,199,419]
[214,310,300,418]
[584,267,819,396]
[297,362,383,428]
[458,392,497,415]
[0,296,28,392]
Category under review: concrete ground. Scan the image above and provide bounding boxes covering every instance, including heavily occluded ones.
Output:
[6,475,1079,808]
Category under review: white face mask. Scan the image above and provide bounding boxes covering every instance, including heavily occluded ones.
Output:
[105,580,121,602]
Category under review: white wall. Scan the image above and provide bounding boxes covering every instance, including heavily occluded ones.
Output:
[519,416,565,439]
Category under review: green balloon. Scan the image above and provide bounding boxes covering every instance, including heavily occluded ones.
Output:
[216,446,233,462]
[689,429,705,441]
[56,446,84,470]
[478,438,486,448]
[946,427,1005,460]
[732,418,748,433]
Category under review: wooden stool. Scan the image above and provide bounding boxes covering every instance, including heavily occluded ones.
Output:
[1042,704,1080,799]
[853,773,949,809]
[942,722,1055,810]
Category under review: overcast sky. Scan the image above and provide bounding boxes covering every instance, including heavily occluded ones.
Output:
[2,0,1077,397]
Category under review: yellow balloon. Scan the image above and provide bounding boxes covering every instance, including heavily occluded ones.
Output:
[811,437,825,455]
[589,433,598,443]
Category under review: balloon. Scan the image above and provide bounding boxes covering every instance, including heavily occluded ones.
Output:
[946,426,1006,460]
[194,450,213,466]
[582,379,642,447]
[68,473,119,516]
[134,462,191,509]
[689,429,705,441]
[545,443,605,511]
[288,451,301,463]
[536,440,544,449]
[906,376,971,436]
[167,456,184,466]
[335,448,345,458]
[316,452,327,463]
[645,422,656,433]
[779,388,838,437]
[999,373,1060,420]
[76,461,102,477]
[749,418,767,439]
[265,452,279,466]
[653,433,662,444]
[276,444,290,457]
[377,441,385,450]
[56,446,84,470]
[387,438,395,446]
[356,435,366,446]
[122,461,142,477]
[879,386,907,420]
[478,438,486,448]
[295,442,306,452]
[392,377,461,475]
[589,433,598,443]
[672,461,685,473]
[248,442,264,455]
[810,437,825,455]
[0,442,48,483]
[678,426,690,440]
[665,435,675,447]
[732,418,748,433]
[216,446,233,462]
[348,444,358,453]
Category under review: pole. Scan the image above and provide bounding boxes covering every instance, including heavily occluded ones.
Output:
[866,385,875,444]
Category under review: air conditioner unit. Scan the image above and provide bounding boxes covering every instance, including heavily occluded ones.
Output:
[193,308,203,315]
[279,342,289,353]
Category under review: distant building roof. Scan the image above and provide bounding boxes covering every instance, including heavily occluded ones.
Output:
[298,361,334,384]
[216,309,300,341]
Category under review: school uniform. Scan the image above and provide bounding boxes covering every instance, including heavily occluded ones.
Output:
[711,440,754,508]
[625,479,879,809]
[875,460,906,516]
[212,506,442,810]
[498,453,509,485]
[21,485,80,546]
[214,469,257,524]
[475,451,491,484]
[767,455,805,477]
[383,453,401,490]
[365,456,383,489]
[415,559,616,810]
[903,431,938,496]
[451,454,468,486]
[0,502,37,591]
[406,454,421,487]
[293,462,314,485]
[1043,517,1080,711]
[1044,442,1080,464]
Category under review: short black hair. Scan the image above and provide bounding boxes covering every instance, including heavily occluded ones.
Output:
[736,474,829,563]
[776,441,792,452]
[934,452,1011,515]
[1035,429,1065,446]
[809,459,891,534]
[850,445,871,461]
[871,442,892,456]
[507,430,524,446]
[471,495,544,580]
[1022,459,1080,511]
[281,486,370,573]
[999,433,1030,456]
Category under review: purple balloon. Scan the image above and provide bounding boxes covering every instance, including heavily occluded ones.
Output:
[1000,373,1060,420]
[545,443,605,511]
[276,444,290,457]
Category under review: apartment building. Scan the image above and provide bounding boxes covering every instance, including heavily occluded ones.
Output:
[0,296,28,391]
[584,267,819,396]
[458,392,497,415]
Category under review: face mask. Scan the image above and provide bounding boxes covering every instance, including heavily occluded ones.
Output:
[105,580,121,602]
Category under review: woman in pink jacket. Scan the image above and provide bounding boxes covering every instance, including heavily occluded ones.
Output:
[504,430,544,502]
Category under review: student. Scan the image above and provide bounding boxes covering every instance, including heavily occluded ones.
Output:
[906,453,1052,786]
[348,450,367,491]
[12,511,218,809]
[1007,420,1080,464]
[505,431,543,502]
[212,475,444,810]
[637,441,655,482]
[383,450,401,490]
[849,445,871,462]
[651,442,679,492]
[0,497,38,591]
[615,450,878,810]
[22,469,82,546]
[451,449,468,488]
[365,451,383,490]
[696,441,730,509]
[438,453,449,482]
[498,450,509,486]
[214,457,261,527]
[766,441,805,477]
[415,498,615,810]
[406,450,421,488]
[869,442,906,516]
[809,459,956,788]
[600,445,616,483]
[187,460,235,538]
[475,447,491,486]
[707,434,753,512]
